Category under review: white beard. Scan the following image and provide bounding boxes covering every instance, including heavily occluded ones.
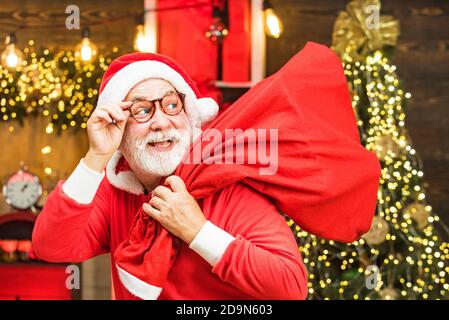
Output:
[121,128,191,177]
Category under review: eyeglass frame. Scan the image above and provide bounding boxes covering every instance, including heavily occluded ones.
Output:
[122,91,186,123]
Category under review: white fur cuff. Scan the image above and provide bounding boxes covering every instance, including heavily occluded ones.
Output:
[62,159,104,204]
[189,221,236,267]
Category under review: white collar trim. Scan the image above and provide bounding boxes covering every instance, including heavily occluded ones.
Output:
[106,151,145,195]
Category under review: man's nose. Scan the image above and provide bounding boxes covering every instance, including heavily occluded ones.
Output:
[149,105,172,131]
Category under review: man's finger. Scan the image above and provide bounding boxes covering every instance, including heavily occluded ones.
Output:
[165,175,187,193]
[152,186,172,201]
[111,104,129,122]
[95,110,114,124]
[120,101,133,109]
[142,203,161,221]
[96,105,125,123]
[149,196,166,211]
[108,105,127,122]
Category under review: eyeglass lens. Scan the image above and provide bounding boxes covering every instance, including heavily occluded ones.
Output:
[131,92,183,122]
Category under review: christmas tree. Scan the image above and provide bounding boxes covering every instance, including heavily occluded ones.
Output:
[289,0,449,300]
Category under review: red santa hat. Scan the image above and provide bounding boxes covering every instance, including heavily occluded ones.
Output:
[99,52,219,195]
[98,52,219,124]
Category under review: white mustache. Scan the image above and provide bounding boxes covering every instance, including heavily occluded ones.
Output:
[122,127,191,177]
[144,129,182,144]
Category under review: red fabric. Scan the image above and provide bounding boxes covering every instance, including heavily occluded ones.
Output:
[33,181,307,299]
[114,208,180,288]
[222,0,251,82]
[195,77,223,106]
[115,155,131,174]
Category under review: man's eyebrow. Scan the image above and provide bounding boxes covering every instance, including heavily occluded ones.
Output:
[127,95,145,102]
[159,90,177,98]
[127,90,176,102]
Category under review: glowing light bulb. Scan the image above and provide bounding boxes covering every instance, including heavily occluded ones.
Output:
[263,1,283,38]
[80,40,93,61]
[134,24,151,52]
[41,146,52,155]
[1,33,23,69]
[45,124,54,134]
[76,28,97,62]
[6,50,19,66]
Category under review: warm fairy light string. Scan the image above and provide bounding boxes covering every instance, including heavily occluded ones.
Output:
[0,40,118,133]
[288,50,449,300]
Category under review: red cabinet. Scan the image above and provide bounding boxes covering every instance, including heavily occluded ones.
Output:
[0,263,72,300]
[0,212,76,300]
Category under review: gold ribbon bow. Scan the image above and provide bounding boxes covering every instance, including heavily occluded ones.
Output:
[332,0,400,60]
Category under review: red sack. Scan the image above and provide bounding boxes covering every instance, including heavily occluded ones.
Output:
[177,42,380,242]
[114,42,381,299]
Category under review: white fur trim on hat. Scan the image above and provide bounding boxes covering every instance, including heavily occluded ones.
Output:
[116,265,162,300]
[98,60,219,124]
[197,97,220,123]
[106,151,145,195]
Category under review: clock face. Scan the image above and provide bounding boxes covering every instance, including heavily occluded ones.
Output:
[3,170,42,210]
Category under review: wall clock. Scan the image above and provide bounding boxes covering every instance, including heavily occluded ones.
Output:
[3,169,42,212]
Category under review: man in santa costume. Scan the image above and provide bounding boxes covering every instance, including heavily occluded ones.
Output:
[33,43,380,300]
[32,51,310,300]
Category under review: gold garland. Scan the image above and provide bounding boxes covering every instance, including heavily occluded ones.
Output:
[332,0,400,61]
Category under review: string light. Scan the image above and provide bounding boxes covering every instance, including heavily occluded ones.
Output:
[75,28,98,62]
[40,146,51,155]
[0,40,117,133]
[1,33,23,70]
[263,0,283,38]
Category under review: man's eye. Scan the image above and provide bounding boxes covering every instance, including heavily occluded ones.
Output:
[166,103,177,110]
[135,108,151,115]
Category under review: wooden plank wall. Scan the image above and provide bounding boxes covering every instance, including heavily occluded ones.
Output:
[267,0,449,228]
[0,0,142,52]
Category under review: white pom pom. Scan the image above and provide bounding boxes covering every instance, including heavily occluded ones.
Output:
[197,97,219,123]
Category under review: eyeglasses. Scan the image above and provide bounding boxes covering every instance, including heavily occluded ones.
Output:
[123,91,186,123]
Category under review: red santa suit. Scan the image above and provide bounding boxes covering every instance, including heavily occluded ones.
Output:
[32,159,307,299]
[32,42,380,300]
